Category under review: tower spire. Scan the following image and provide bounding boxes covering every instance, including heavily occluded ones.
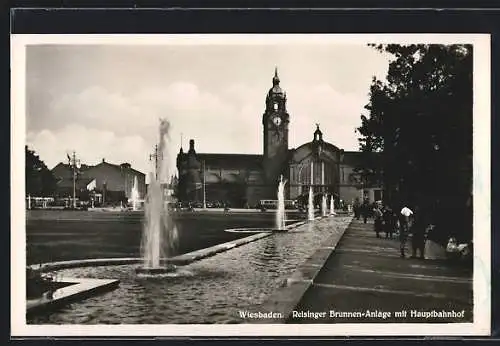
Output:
[314,123,323,142]
[273,66,280,85]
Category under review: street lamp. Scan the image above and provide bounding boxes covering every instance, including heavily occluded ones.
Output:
[67,151,80,209]
[202,160,207,209]
[296,160,313,197]
[149,145,160,181]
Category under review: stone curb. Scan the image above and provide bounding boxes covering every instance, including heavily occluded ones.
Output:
[26,277,120,317]
[169,232,273,265]
[248,216,353,324]
[30,220,305,272]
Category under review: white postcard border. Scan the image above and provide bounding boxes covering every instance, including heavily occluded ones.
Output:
[11,33,491,337]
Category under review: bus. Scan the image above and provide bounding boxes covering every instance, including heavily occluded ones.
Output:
[258,199,297,210]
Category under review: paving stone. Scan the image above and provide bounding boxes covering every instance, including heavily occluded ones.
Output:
[288,219,473,324]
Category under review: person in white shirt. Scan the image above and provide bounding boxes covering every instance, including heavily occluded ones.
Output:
[373,204,384,238]
[401,206,413,217]
[399,206,414,258]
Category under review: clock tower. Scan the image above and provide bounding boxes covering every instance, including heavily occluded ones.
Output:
[262,67,290,193]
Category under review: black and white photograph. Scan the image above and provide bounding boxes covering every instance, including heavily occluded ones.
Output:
[11,34,490,336]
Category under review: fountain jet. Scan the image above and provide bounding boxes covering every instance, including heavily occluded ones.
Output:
[322,194,328,217]
[130,176,140,211]
[308,186,315,221]
[276,175,287,230]
[136,118,178,275]
[330,194,336,216]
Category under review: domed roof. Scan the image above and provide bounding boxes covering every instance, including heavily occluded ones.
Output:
[291,141,342,164]
[271,84,283,94]
[290,125,343,163]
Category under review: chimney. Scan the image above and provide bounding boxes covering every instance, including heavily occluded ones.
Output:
[102,158,105,163]
[189,139,195,153]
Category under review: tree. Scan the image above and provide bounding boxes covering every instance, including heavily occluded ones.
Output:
[353,77,387,187]
[25,146,57,196]
[357,44,473,242]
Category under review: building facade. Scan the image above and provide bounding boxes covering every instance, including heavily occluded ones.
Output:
[176,69,382,207]
[51,159,146,205]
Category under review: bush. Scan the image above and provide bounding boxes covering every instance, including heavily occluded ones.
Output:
[26,267,53,299]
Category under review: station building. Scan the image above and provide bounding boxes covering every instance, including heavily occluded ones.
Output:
[176,69,382,207]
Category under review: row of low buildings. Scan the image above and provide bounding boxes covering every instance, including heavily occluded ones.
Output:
[27,156,179,209]
[49,158,149,207]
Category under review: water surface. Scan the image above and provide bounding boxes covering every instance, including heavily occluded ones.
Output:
[28,217,350,324]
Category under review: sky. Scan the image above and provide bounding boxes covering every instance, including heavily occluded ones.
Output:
[25,41,392,177]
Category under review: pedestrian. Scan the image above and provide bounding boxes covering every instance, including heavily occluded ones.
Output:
[383,206,395,239]
[354,198,361,220]
[373,204,384,238]
[399,204,414,258]
[224,201,230,214]
[362,198,370,223]
[410,207,426,259]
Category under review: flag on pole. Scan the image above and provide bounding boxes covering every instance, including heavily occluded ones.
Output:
[86,179,97,191]
[67,153,71,164]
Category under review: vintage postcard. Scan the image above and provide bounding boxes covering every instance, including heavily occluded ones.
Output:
[11,34,491,336]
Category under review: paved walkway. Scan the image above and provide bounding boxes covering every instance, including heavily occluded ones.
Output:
[290,218,473,323]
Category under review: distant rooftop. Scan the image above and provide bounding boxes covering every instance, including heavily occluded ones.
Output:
[52,160,145,176]
[185,153,263,169]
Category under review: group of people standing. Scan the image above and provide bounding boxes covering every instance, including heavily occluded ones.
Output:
[354,198,427,259]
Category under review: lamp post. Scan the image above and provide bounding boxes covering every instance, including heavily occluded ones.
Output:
[68,151,80,209]
[338,149,344,201]
[296,161,309,197]
[321,161,325,194]
[203,160,207,209]
[295,160,315,209]
[149,145,160,181]
[310,160,314,190]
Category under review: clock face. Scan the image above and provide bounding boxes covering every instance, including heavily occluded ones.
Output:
[273,116,282,126]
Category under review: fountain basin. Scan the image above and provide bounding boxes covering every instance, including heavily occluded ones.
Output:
[135,264,177,275]
[27,217,352,324]
[225,228,286,234]
[224,219,305,234]
[28,219,311,273]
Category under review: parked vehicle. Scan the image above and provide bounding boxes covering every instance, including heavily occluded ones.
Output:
[257,199,297,210]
